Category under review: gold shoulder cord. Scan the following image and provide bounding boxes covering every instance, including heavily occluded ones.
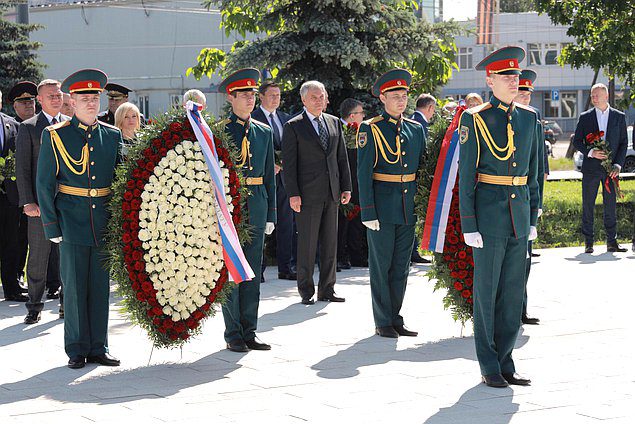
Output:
[370,123,401,168]
[472,113,514,161]
[236,121,252,169]
[49,129,89,176]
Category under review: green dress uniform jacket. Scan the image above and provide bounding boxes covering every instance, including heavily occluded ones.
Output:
[357,112,425,328]
[36,115,122,360]
[458,96,540,377]
[221,113,276,344]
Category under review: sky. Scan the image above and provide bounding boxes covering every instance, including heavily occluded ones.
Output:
[444,0,478,21]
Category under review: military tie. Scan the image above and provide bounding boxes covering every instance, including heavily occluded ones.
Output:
[50,117,58,125]
[269,112,281,149]
[315,117,329,152]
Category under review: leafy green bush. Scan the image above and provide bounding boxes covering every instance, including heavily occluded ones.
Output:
[536,179,634,248]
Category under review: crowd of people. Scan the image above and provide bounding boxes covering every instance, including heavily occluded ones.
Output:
[0,44,633,385]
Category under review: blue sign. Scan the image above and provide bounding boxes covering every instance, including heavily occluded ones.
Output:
[551,90,560,101]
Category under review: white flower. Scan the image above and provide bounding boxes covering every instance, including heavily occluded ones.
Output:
[183,139,193,150]
[138,229,151,241]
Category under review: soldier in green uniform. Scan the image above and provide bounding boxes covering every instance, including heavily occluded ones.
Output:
[98,83,146,126]
[218,68,276,352]
[36,69,122,369]
[357,69,425,338]
[515,69,544,326]
[458,47,540,387]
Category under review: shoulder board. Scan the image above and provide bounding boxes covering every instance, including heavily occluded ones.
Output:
[514,103,537,115]
[46,120,71,131]
[402,116,420,125]
[222,118,231,125]
[364,116,383,125]
[251,118,270,129]
[100,121,120,131]
[466,102,492,114]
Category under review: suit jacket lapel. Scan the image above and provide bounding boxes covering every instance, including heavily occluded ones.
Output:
[605,108,616,140]
[301,112,323,148]
[324,115,337,154]
[589,110,599,134]
[36,113,49,135]
[1,115,9,156]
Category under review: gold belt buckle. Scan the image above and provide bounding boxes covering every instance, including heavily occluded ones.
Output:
[89,188,97,197]
[400,175,406,182]
[512,176,520,186]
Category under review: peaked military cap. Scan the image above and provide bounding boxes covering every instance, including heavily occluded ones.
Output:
[105,83,132,99]
[8,81,37,103]
[372,69,412,97]
[476,46,525,76]
[218,68,260,94]
[62,69,108,94]
[518,69,537,92]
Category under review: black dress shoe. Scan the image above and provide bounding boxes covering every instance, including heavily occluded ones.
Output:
[337,261,351,270]
[68,356,85,369]
[502,372,531,386]
[522,314,540,325]
[607,241,627,252]
[482,374,509,388]
[632,242,635,253]
[24,311,41,324]
[317,294,345,302]
[301,298,315,305]
[59,310,64,319]
[393,324,418,337]
[411,253,431,264]
[46,290,60,299]
[19,287,28,294]
[584,244,594,254]
[87,353,120,366]
[245,338,271,350]
[226,340,249,352]
[336,265,342,272]
[375,326,399,338]
[5,293,28,302]
[278,272,297,280]
[531,252,540,257]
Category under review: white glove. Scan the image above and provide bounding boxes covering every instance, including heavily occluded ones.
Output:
[537,208,543,218]
[363,220,380,231]
[528,226,537,241]
[463,232,483,248]
[50,236,63,244]
[265,222,275,235]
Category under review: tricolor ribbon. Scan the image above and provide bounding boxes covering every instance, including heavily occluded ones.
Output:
[185,101,255,283]
[420,106,466,253]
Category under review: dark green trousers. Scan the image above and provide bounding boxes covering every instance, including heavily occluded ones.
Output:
[59,242,110,359]
[523,241,533,316]
[367,223,415,328]
[222,225,265,343]
[472,235,527,376]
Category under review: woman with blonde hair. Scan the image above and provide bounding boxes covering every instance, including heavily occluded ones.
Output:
[464,92,484,109]
[114,102,141,156]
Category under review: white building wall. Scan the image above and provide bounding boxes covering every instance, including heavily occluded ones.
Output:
[22,1,243,117]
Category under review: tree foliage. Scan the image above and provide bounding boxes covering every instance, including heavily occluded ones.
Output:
[535,0,635,107]
[500,0,536,13]
[0,1,44,111]
[188,0,465,114]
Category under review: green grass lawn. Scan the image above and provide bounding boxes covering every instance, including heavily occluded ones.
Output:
[548,157,575,171]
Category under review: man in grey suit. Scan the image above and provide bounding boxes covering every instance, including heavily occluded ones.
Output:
[282,81,352,305]
[16,79,67,324]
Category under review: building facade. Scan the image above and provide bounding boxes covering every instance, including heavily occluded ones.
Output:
[441,12,633,133]
[7,0,241,118]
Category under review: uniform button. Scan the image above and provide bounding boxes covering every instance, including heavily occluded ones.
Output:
[402,151,406,155]
[249,154,253,157]
[404,163,408,168]
[88,134,92,138]
[92,204,96,209]
[90,147,94,152]
[249,167,253,170]
[91,176,96,180]
[91,161,95,166]
[511,193,516,199]
[404,189,408,193]
[513,147,517,151]
[512,162,517,167]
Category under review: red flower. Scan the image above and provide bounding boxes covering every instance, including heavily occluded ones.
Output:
[164,320,174,329]
[193,310,205,320]
[461,289,471,298]
[153,317,162,326]
[169,122,183,132]
[174,322,186,333]
[457,260,467,270]
[132,250,142,261]
[131,281,139,291]
[454,282,463,291]
[122,233,132,243]
[166,139,175,149]
[458,270,468,279]
[126,180,135,190]
[201,303,211,312]
[159,147,168,157]
[152,139,162,149]
[134,261,144,271]
[123,191,133,201]
[458,251,467,259]
[465,278,473,287]
[143,147,153,158]
[132,240,142,249]
[136,292,146,301]
[141,170,151,180]
[168,332,178,341]
[136,180,144,190]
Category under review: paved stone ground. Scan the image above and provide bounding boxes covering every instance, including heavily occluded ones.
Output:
[1,246,634,423]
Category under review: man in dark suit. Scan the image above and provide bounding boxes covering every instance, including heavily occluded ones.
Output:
[282,81,352,305]
[572,83,628,253]
[16,79,67,324]
[409,93,436,265]
[0,90,28,302]
[251,81,296,280]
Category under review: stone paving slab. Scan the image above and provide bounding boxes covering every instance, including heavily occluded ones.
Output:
[1,246,634,423]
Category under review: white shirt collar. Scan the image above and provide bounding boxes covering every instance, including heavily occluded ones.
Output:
[595,105,610,116]
[42,110,62,124]
[304,108,322,122]
[260,105,276,117]
[416,110,429,123]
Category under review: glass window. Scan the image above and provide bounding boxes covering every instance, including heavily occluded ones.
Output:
[543,92,558,118]
[561,91,577,118]
[458,47,473,70]
[528,43,541,65]
[544,43,558,65]
[137,95,149,117]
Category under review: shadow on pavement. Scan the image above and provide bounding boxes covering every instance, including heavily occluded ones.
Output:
[0,350,243,405]
[258,301,328,333]
[311,332,530,380]
[564,252,624,264]
[0,319,60,348]
[422,383,517,424]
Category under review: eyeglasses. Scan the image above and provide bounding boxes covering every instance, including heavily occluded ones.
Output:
[351,111,365,116]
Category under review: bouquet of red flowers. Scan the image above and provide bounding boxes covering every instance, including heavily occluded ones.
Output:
[343,121,359,149]
[585,130,623,198]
